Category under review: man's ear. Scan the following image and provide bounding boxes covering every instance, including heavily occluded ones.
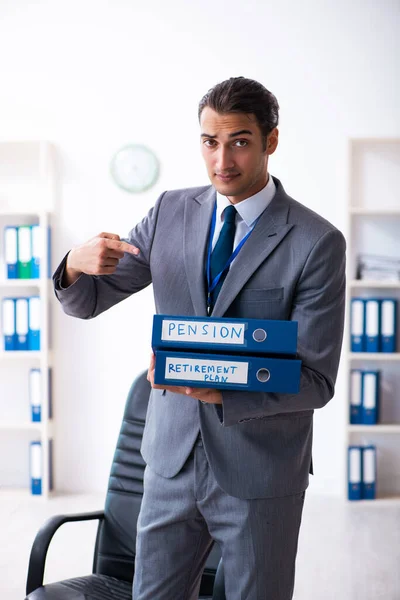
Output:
[266,128,279,155]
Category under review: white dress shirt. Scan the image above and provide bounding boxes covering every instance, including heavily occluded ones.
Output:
[211,174,276,255]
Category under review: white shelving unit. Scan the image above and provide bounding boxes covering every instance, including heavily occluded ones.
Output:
[0,141,55,499]
[344,137,400,503]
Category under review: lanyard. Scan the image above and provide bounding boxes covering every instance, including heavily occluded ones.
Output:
[206,202,259,312]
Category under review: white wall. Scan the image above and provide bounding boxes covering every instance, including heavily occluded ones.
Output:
[0,0,399,495]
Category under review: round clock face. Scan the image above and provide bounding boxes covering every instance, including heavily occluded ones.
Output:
[110,144,160,193]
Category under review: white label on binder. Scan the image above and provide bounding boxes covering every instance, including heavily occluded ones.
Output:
[351,300,364,336]
[31,225,43,259]
[365,300,379,336]
[161,319,245,345]
[29,297,41,330]
[2,299,15,335]
[381,301,395,336]
[30,369,41,407]
[18,226,31,262]
[16,298,29,335]
[165,357,249,384]
[349,448,361,483]
[350,371,362,406]
[363,448,376,484]
[363,373,377,409]
[30,443,42,479]
[5,227,17,263]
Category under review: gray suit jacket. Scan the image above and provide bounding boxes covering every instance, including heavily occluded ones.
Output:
[53,176,346,499]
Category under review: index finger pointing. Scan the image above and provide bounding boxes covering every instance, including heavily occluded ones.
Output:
[108,239,140,255]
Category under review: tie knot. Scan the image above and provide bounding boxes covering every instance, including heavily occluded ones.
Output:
[224,204,236,224]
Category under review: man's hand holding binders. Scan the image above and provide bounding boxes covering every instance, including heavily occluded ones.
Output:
[147,353,223,405]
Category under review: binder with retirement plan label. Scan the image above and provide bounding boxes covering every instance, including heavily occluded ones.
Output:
[152,315,298,356]
[154,350,302,393]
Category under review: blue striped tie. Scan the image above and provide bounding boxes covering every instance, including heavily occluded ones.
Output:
[209,204,237,309]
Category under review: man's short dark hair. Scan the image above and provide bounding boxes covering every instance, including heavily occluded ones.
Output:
[198,77,279,150]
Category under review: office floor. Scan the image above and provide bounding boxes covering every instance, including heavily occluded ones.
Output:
[1,490,399,600]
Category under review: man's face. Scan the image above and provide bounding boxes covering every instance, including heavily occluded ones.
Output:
[200,107,278,203]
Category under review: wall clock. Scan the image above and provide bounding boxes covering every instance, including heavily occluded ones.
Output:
[110,144,160,193]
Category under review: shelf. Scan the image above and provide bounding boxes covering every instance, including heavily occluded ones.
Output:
[347,496,400,506]
[349,352,400,361]
[348,425,400,433]
[350,280,400,289]
[349,207,400,216]
[0,210,49,218]
[0,351,49,360]
[0,279,45,288]
[0,422,44,431]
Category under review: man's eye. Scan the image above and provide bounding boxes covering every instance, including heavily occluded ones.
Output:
[204,139,216,147]
[235,140,248,147]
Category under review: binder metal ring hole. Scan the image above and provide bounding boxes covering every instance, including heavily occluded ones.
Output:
[253,328,267,342]
[256,368,270,383]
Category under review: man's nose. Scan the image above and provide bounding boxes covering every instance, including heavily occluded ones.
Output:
[216,147,235,172]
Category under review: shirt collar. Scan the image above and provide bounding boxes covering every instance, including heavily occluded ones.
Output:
[216,174,276,227]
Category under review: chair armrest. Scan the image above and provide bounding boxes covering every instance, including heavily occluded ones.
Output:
[26,510,105,595]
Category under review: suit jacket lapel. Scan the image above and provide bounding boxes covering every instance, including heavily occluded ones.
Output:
[183,186,215,316]
[211,178,294,317]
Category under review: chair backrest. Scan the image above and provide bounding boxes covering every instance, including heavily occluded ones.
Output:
[93,370,221,590]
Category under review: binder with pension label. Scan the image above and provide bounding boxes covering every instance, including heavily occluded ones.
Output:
[152,314,298,356]
[154,350,302,393]
[2,298,16,350]
[380,299,397,353]
[350,370,363,425]
[362,371,380,425]
[4,226,18,279]
[350,298,366,352]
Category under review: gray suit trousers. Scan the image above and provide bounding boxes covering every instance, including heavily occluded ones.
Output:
[132,436,305,600]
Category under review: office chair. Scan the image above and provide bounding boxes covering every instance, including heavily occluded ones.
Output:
[25,370,225,599]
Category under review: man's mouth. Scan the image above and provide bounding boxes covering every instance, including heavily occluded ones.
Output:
[215,174,240,182]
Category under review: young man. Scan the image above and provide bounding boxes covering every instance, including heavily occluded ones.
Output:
[53,77,346,600]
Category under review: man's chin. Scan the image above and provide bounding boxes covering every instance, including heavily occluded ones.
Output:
[213,178,244,197]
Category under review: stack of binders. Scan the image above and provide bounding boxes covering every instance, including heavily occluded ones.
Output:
[350,370,380,425]
[152,315,302,393]
[351,298,397,352]
[3,224,51,279]
[348,445,377,500]
[1,296,41,351]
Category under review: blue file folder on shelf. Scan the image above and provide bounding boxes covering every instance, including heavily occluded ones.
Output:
[348,446,362,500]
[350,370,362,425]
[2,298,16,350]
[31,225,52,279]
[15,298,29,351]
[350,298,366,352]
[152,315,298,356]
[30,441,42,495]
[365,299,381,353]
[29,369,42,422]
[4,226,18,279]
[154,350,302,393]
[380,299,397,353]
[362,445,376,500]
[28,296,41,351]
[362,371,380,425]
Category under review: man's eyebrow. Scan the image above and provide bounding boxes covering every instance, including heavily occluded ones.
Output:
[201,130,254,138]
